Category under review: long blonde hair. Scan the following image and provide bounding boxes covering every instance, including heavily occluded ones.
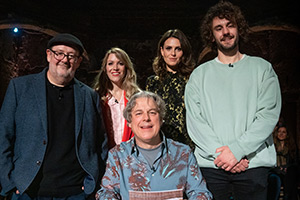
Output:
[92,47,140,101]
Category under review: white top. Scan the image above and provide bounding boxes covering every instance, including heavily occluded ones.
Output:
[108,92,125,145]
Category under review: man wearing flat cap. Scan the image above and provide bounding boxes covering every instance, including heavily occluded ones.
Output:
[0,33,107,200]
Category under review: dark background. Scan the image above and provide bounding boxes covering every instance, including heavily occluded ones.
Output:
[0,0,299,149]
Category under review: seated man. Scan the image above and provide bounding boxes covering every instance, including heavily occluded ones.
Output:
[96,91,212,200]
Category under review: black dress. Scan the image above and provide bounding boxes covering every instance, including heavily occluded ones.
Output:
[146,72,194,149]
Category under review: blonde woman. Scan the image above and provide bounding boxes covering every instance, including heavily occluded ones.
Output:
[93,47,140,149]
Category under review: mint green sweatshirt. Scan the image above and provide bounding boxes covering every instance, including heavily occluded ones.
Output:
[185,55,281,169]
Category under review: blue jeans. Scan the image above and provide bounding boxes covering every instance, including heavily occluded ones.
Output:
[267,173,281,200]
[201,167,269,200]
[11,192,87,200]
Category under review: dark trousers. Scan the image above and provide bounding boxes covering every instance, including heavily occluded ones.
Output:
[11,192,87,200]
[201,167,269,200]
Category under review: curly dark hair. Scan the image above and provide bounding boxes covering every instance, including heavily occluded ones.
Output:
[200,1,250,51]
[152,29,195,79]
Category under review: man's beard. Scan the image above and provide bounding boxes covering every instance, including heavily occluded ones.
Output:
[216,34,239,52]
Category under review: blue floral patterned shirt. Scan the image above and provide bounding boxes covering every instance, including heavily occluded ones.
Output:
[96,134,212,200]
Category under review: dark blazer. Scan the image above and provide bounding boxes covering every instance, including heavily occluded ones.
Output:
[0,68,107,195]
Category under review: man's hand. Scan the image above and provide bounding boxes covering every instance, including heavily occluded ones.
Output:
[214,146,238,171]
[230,158,249,173]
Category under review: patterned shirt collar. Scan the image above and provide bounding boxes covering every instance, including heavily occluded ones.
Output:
[130,131,168,156]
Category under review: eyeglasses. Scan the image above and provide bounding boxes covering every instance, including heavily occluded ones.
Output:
[49,49,79,63]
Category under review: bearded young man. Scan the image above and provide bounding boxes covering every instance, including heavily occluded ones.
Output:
[185,2,281,200]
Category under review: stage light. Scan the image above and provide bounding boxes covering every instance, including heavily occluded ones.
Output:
[13,27,19,33]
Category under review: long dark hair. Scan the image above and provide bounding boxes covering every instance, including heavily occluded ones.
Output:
[152,29,195,79]
[273,125,297,160]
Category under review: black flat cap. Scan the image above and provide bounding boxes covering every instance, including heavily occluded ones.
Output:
[47,33,84,55]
